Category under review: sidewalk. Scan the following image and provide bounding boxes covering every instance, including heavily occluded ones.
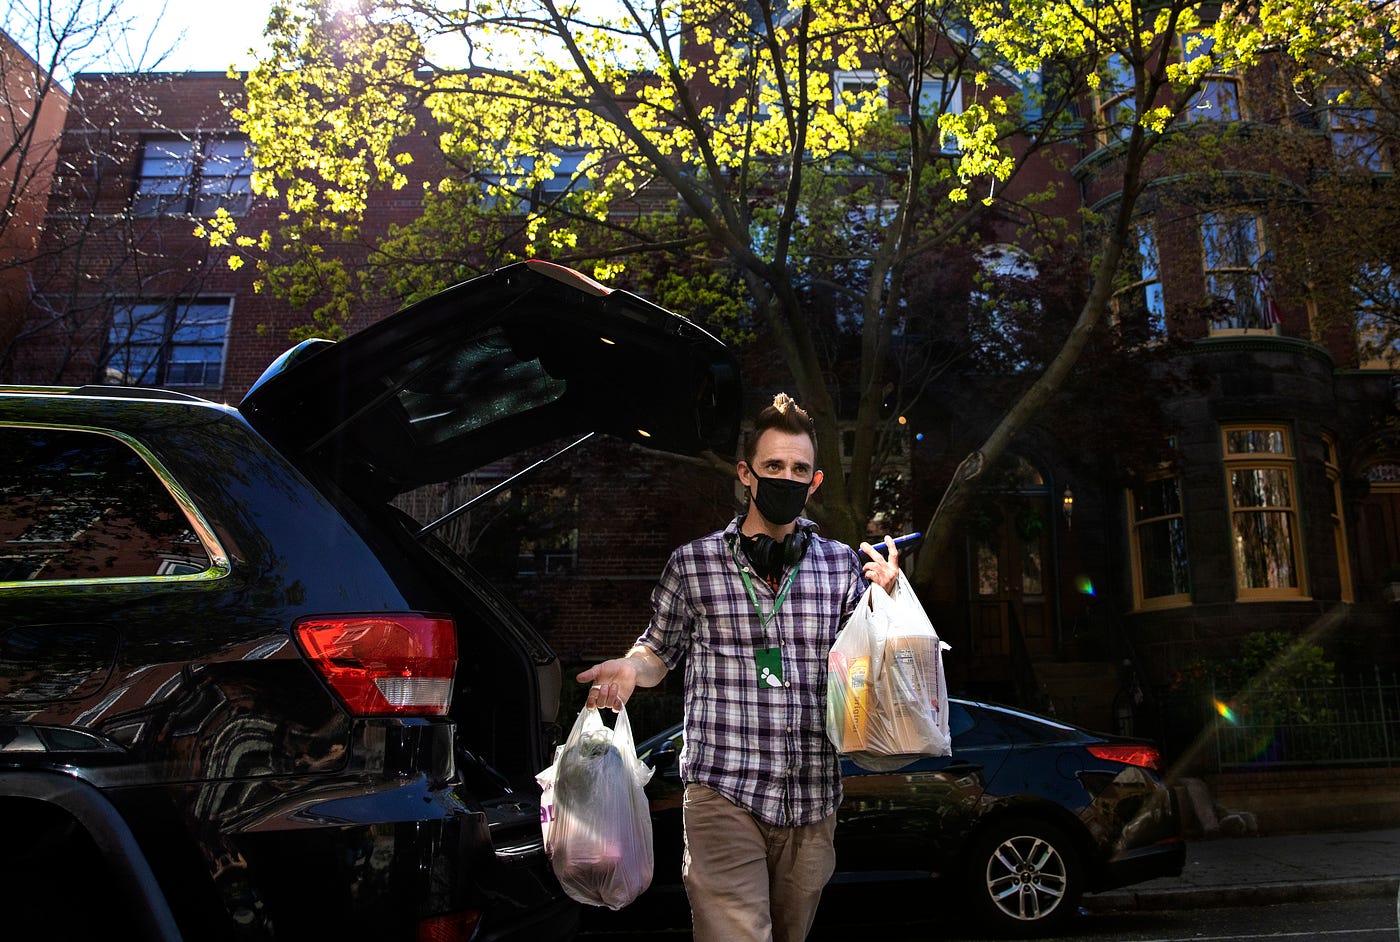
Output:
[1085,827,1400,912]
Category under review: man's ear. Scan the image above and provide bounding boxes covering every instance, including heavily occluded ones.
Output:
[736,460,754,487]
[807,469,824,495]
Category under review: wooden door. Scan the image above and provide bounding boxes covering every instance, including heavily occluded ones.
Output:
[967,498,1053,658]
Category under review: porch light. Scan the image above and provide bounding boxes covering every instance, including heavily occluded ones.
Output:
[1062,487,1073,530]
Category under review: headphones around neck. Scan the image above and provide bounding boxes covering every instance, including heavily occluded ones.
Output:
[740,527,810,577]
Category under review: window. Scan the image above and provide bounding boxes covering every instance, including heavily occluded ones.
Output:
[1324,434,1354,603]
[134,137,252,217]
[1222,426,1305,598]
[911,73,963,153]
[969,244,1039,371]
[1128,469,1191,609]
[479,148,590,210]
[833,70,882,111]
[1093,52,1137,144]
[1355,262,1400,368]
[1201,211,1278,332]
[1325,87,1391,172]
[1181,33,1241,123]
[0,427,214,583]
[1112,220,1166,339]
[104,299,231,388]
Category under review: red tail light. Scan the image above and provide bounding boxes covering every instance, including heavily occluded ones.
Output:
[417,909,481,941]
[1086,743,1163,771]
[294,614,457,717]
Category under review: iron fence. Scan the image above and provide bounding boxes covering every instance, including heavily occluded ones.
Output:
[1212,668,1400,769]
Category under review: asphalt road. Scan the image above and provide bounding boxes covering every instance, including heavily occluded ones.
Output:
[583,895,1400,941]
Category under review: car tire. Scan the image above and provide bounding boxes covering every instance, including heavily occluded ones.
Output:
[964,816,1083,937]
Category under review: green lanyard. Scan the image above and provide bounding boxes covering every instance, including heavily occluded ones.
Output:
[730,538,804,645]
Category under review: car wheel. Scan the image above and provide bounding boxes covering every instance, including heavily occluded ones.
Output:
[965,817,1082,937]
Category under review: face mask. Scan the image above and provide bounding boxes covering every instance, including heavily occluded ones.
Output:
[750,473,810,526]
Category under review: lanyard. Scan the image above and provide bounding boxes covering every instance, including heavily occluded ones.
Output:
[731,538,804,644]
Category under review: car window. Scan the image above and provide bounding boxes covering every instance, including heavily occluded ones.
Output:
[0,427,213,582]
[949,702,1010,747]
[980,706,1083,744]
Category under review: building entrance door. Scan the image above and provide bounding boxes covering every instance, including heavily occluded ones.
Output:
[1355,478,1400,602]
[967,495,1055,659]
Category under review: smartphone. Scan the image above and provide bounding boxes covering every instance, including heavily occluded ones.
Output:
[863,532,922,556]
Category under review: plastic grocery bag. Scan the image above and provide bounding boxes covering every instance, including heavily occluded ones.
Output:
[827,571,951,772]
[536,704,654,909]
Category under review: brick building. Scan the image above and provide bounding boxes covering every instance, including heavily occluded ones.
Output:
[0,28,69,370]
[8,38,1400,755]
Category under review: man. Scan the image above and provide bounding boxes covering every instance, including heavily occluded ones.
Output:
[578,393,899,942]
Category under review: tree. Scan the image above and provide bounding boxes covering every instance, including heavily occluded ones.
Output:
[0,0,217,382]
[220,0,1392,581]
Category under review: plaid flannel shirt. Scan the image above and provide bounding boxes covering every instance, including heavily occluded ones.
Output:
[637,515,867,827]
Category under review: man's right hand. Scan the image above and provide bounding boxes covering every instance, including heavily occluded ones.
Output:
[576,645,666,711]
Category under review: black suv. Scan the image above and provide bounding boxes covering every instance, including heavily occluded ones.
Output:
[0,261,739,941]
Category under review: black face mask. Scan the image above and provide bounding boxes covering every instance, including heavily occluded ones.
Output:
[750,473,810,527]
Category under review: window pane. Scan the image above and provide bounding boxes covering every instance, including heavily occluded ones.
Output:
[1188,78,1240,121]
[1203,213,1258,268]
[1225,429,1286,455]
[1021,541,1043,595]
[105,300,229,388]
[135,140,196,215]
[1230,468,1291,508]
[1206,271,1266,328]
[540,150,589,197]
[1232,510,1297,589]
[976,542,998,596]
[1134,477,1181,519]
[0,428,212,581]
[1139,517,1190,597]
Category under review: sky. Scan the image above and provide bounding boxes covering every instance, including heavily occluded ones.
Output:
[5,1,279,84]
[126,1,276,72]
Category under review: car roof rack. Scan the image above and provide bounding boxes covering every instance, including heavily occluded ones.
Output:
[66,385,209,403]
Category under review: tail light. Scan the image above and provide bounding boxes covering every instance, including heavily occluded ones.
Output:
[294,614,457,716]
[417,909,481,941]
[1086,743,1163,771]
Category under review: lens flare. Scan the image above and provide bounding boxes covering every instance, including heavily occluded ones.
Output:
[1214,700,1236,723]
[1074,575,1095,596]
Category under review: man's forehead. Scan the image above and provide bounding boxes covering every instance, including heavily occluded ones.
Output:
[751,429,816,463]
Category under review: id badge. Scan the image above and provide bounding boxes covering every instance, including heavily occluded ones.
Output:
[755,646,784,689]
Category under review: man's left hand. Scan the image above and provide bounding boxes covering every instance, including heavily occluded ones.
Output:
[859,535,900,595]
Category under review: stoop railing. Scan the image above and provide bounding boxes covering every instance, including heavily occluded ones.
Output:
[1212,667,1400,770]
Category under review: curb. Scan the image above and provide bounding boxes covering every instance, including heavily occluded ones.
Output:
[1085,876,1400,912]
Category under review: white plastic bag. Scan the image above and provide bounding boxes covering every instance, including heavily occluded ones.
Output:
[827,571,951,771]
[536,704,654,909]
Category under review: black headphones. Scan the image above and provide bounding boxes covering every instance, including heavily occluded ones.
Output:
[739,527,811,578]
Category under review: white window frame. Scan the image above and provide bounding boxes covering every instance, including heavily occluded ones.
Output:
[911,72,964,153]
[832,70,883,112]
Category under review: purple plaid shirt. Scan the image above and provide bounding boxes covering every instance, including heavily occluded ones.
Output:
[637,515,867,827]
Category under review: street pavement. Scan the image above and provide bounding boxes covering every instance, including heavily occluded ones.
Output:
[1085,826,1400,912]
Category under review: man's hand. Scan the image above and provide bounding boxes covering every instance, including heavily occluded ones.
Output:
[859,534,900,595]
[576,645,667,711]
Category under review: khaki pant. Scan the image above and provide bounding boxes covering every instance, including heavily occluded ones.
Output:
[681,783,837,942]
